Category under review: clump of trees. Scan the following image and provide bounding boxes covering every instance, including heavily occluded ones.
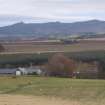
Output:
[98,60,105,79]
[44,54,76,77]
[0,43,5,52]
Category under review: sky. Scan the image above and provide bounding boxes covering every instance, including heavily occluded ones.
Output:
[0,0,105,26]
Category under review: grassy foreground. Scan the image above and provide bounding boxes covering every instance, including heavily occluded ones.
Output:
[0,76,105,103]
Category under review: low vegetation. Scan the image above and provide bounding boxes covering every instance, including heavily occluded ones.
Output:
[0,50,105,66]
[0,53,50,67]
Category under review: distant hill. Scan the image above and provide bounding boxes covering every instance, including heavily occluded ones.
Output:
[0,20,105,37]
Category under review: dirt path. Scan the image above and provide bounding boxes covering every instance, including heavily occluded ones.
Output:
[0,94,79,105]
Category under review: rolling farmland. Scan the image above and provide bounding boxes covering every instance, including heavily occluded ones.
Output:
[2,40,105,54]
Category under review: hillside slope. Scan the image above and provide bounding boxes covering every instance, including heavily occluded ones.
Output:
[0,20,105,37]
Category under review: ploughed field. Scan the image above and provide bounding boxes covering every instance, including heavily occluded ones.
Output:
[2,40,105,54]
[0,76,105,105]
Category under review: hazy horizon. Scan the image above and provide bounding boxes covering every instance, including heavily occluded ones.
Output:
[0,19,105,27]
[0,0,105,26]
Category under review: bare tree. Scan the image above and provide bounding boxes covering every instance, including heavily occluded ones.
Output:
[45,53,76,77]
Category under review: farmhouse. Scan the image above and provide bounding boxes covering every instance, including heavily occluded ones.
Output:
[18,66,42,75]
[0,66,42,76]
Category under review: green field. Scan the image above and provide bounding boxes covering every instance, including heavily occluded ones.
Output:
[0,76,105,103]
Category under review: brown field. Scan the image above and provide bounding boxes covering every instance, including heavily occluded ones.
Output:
[0,94,103,105]
[2,40,105,54]
[0,94,77,105]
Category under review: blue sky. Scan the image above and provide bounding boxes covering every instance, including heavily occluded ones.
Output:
[0,0,105,26]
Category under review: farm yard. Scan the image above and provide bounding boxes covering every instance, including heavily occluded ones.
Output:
[0,76,105,105]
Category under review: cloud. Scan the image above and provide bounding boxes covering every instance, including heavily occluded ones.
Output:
[0,0,105,26]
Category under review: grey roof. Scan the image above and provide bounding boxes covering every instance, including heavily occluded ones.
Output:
[0,68,17,74]
[25,67,41,73]
[0,67,42,74]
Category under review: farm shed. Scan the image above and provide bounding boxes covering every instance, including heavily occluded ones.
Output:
[0,68,17,75]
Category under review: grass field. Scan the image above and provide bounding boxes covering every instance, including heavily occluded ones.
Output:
[0,76,105,105]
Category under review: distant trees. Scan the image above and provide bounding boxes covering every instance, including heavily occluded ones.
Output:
[0,43,5,52]
[98,60,105,79]
[44,54,76,77]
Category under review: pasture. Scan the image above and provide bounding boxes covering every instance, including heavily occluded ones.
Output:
[0,76,105,105]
